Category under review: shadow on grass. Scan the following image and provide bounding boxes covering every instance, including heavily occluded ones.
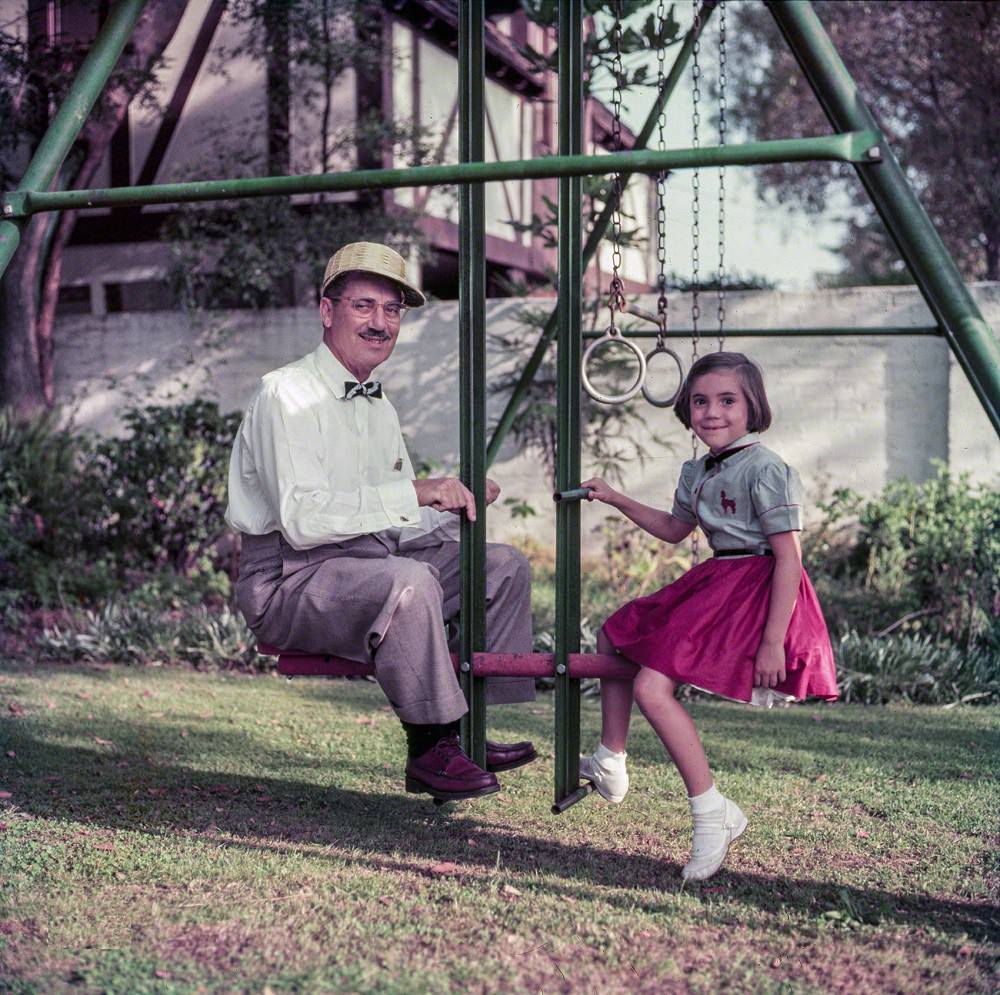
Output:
[5,722,998,946]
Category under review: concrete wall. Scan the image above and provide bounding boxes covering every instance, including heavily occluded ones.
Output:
[53,284,1000,552]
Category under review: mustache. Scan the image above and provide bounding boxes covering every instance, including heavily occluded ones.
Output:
[360,328,390,338]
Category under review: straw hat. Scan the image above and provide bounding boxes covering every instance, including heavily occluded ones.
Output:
[321,242,425,308]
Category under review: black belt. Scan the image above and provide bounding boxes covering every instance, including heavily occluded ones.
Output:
[713,548,773,558]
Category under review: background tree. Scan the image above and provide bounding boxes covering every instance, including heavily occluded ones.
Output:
[726,0,1000,285]
[0,0,186,418]
[164,0,430,311]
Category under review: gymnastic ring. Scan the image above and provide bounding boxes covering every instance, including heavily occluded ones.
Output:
[641,342,685,408]
[581,325,647,405]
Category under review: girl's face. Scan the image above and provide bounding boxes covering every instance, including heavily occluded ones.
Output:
[688,370,751,453]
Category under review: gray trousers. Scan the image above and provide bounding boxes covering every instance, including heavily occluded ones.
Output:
[235,530,535,725]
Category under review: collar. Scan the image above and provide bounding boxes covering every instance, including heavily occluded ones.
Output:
[311,343,381,400]
[704,433,760,470]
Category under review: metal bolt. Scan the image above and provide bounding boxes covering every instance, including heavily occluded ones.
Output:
[556,663,567,675]
[2,204,12,215]
[460,661,471,673]
[866,146,882,161]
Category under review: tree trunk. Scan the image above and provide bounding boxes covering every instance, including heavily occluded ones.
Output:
[0,0,187,417]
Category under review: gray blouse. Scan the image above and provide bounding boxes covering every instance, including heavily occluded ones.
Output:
[670,433,804,552]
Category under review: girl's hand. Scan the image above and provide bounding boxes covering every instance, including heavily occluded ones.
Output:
[754,639,787,689]
[580,477,620,506]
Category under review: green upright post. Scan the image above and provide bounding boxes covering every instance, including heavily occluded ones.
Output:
[768,0,1000,437]
[458,0,487,768]
[552,0,585,812]
[0,0,149,276]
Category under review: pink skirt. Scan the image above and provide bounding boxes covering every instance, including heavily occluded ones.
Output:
[602,556,838,702]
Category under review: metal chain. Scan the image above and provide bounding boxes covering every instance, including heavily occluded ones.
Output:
[690,0,701,358]
[607,0,627,324]
[716,0,727,351]
[654,0,669,341]
[689,0,702,564]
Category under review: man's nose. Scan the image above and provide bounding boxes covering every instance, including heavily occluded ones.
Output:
[368,304,388,330]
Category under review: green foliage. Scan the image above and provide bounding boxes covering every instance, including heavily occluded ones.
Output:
[834,629,999,706]
[36,601,260,669]
[804,464,1000,648]
[92,401,241,576]
[0,408,114,604]
[0,402,239,609]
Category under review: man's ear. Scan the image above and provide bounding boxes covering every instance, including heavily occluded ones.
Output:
[319,295,333,328]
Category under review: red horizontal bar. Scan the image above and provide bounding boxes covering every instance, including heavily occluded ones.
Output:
[258,645,638,681]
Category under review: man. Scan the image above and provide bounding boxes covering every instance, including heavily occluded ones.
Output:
[226,242,536,803]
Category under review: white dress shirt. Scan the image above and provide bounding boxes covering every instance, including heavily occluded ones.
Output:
[226,343,453,550]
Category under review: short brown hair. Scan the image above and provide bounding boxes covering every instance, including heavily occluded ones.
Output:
[674,351,772,432]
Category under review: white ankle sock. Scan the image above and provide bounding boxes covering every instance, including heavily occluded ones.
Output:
[595,743,626,763]
[688,783,724,814]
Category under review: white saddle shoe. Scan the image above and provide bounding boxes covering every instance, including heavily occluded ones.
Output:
[682,796,748,882]
[579,748,629,804]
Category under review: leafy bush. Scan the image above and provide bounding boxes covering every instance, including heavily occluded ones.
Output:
[0,408,115,604]
[804,465,1000,649]
[0,402,239,609]
[36,601,260,669]
[834,629,999,705]
[93,401,241,576]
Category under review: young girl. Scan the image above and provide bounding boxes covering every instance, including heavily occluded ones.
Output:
[579,351,837,882]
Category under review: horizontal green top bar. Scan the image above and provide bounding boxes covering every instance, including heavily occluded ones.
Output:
[584,325,942,338]
[2,131,880,218]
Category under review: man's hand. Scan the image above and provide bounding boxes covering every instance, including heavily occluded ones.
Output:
[753,638,787,689]
[412,477,478,520]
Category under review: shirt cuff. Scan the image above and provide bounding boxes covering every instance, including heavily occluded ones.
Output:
[379,477,422,526]
[757,504,802,534]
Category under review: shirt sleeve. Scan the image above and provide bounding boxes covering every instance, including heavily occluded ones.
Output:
[245,380,421,549]
[750,459,803,534]
[670,460,699,524]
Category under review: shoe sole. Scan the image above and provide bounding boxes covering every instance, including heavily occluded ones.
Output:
[486,749,538,773]
[682,813,749,882]
[404,776,501,802]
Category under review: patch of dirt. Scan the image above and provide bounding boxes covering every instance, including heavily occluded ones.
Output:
[152,921,259,972]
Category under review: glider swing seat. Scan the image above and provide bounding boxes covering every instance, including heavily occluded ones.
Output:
[258,644,639,682]
[2,1,998,814]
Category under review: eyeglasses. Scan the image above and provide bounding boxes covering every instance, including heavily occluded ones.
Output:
[328,296,409,321]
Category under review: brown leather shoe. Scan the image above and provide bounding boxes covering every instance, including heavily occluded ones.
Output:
[405,735,500,802]
[485,739,537,773]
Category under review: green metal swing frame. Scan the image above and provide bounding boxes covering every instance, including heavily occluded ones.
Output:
[2,0,998,813]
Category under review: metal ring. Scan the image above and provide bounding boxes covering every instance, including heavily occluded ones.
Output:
[581,327,647,405]
[641,343,685,408]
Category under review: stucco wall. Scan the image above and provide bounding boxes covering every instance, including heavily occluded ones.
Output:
[53,284,1000,551]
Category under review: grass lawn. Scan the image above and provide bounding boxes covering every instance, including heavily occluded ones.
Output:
[0,660,997,994]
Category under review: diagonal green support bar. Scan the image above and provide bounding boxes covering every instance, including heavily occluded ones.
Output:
[552,0,585,814]
[0,0,149,276]
[457,0,487,770]
[485,0,718,468]
[768,0,1000,437]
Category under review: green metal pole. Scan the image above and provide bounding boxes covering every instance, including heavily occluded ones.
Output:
[4,132,876,219]
[0,0,149,277]
[458,0,487,769]
[768,0,1000,437]
[553,0,584,813]
[485,0,718,469]
[582,326,942,338]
